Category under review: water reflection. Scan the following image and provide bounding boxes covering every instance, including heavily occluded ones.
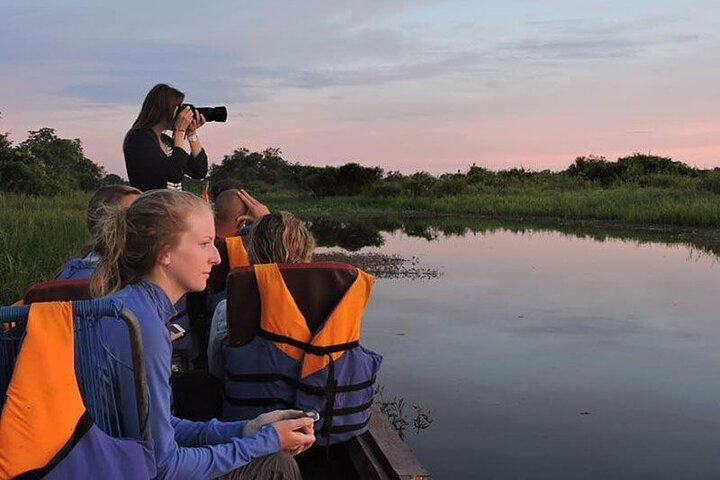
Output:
[306,219,384,251]
[307,216,720,260]
[320,220,720,479]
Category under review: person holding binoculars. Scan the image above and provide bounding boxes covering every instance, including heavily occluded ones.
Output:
[124,83,226,192]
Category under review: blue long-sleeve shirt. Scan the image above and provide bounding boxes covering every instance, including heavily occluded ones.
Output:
[57,252,193,355]
[104,281,281,479]
[56,251,101,279]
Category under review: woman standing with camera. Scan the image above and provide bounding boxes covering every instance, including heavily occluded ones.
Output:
[124,83,208,191]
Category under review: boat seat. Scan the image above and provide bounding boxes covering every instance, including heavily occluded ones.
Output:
[0,299,154,478]
[23,278,92,303]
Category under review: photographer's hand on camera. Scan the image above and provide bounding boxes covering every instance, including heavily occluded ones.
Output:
[186,112,206,158]
[173,106,194,148]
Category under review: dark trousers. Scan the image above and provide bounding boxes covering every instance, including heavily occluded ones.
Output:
[218,453,301,480]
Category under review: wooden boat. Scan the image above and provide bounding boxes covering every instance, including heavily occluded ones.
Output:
[299,406,432,480]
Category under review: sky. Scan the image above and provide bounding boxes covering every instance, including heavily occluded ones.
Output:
[1,0,718,176]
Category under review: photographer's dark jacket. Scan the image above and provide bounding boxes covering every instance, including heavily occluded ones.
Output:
[124,128,208,191]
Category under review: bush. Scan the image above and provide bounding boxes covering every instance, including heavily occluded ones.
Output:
[0,152,60,195]
[617,153,695,179]
[370,181,403,198]
[404,172,436,196]
[466,165,495,185]
[566,156,622,187]
[635,173,695,189]
[430,175,468,196]
[697,170,720,194]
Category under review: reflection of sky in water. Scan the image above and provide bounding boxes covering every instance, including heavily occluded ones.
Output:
[352,230,720,479]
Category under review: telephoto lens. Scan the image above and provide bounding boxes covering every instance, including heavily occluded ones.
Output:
[197,106,227,123]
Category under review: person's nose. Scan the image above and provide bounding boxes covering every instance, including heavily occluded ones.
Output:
[210,243,221,266]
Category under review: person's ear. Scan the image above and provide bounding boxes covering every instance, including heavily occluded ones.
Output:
[157,245,172,267]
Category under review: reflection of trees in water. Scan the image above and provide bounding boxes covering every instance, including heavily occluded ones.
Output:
[308,215,720,259]
[307,219,384,251]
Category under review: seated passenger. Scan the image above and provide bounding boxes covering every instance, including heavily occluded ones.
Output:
[208,211,314,380]
[214,188,255,269]
[210,178,244,203]
[214,188,251,239]
[56,184,141,279]
[55,185,191,351]
[218,215,381,446]
[90,190,314,479]
[200,188,271,322]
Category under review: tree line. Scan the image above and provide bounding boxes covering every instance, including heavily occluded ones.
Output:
[207,147,720,197]
[2,122,719,197]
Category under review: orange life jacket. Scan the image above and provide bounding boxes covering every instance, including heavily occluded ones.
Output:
[225,235,249,269]
[224,263,382,445]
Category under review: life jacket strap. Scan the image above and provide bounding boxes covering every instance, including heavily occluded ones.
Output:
[223,394,373,418]
[258,329,359,355]
[331,399,373,417]
[322,354,337,454]
[225,372,376,395]
[327,415,372,434]
[223,396,293,408]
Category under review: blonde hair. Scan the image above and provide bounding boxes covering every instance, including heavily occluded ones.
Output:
[90,190,209,297]
[87,184,141,238]
[248,211,315,264]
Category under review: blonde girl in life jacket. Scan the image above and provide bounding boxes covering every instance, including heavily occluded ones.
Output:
[208,212,315,380]
[90,191,314,480]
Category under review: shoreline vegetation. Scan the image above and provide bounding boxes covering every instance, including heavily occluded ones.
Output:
[2,189,719,305]
[2,128,719,302]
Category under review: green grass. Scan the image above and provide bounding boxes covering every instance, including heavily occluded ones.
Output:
[2,186,719,304]
[265,186,720,227]
[0,192,90,303]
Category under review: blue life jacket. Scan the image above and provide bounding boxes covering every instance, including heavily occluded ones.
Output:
[224,263,382,445]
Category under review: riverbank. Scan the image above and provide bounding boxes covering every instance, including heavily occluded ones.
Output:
[265,187,720,227]
[2,188,719,304]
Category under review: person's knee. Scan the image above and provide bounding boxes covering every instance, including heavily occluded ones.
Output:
[259,452,301,480]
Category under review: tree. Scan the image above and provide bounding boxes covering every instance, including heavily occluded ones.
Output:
[0,124,109,195]
[208,147,293,190]
[100,174,127,186]
[16,128,104,191]
[335,163,383,195]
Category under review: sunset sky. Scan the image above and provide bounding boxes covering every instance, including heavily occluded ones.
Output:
[1,0,718,176]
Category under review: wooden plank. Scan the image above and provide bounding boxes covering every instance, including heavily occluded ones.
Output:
[348,407,432,480]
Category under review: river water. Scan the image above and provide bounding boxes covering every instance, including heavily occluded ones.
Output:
[312,219,720,479]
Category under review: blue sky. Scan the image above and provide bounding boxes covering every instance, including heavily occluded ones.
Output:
[1,0,718,175]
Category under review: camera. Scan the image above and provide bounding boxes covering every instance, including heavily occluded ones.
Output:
[177,103,228,123]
